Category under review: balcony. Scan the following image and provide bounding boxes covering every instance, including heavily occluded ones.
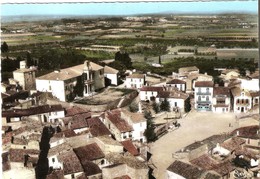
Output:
[196,100,211,104]
[196,91,211,95]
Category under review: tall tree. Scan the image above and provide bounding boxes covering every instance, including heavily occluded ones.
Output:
[184,97,191,113]
[1,41,9,53]
[160,98,170,112]
[152,102,160,113]
[144,110,156,142]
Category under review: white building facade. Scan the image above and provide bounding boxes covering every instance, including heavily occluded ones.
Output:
[194,81,214,111]
[139,86,164,101]
[231,88,252,113]
[125,74,146,89]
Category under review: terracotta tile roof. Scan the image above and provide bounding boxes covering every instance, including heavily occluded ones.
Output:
[203,172,221,179]
[74,143,105,161]
[166,79,186,84]
[121,109,146,123]
[126,74,145,79]
[48,143,72,157]
[106,111,133,133]
[104,65,119,74]
[70,117,89,130]
[9,149,40,163]
[167,160,205,179]
[195,81,214,87]
[236,148,258,160]
[2,105,64,118]
[57,150,84,175]
[2,152,11,171]
[105,153,147,169]
[81,160,101,176]
[65,106,90,117]
[213,87,230,97]
[157,90,189,100]
[37,61,103,81]
[231,125,259,139]
[220,137,245,152]
[60,129,77,138]
[212,160,235,176]
[114,175,131,179]
[46,170,64,179]
[120,140,139,156]
[2,132,12,145]
[181,134,232,152]
[87,117,111,137]
[140,86,164,92]
[190,154,218,170]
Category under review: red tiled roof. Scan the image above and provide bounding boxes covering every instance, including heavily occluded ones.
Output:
[140,86,164,92]
[166,79,186,84]
[81,160,101,176]
[213,87,230,97]
[195,81,214,87]
[9,149,40,162]
[70,117,89,130]
[190,154,218,170]
[87,117,111,137]
[220,137,245,152]
[157,90,188,99]
[58,150,84,175]
[106,111,133,133]
[61,129,77,138]
[120,140,139,156]
[167,160,205,178]
[212,161,235,176]
[74,143,105,162]
[126,74,145,79]
[231,125,259,139]
[65,106,90,117]
[250,91,260,97]
[2,105,63,118]
[46,170,64,179]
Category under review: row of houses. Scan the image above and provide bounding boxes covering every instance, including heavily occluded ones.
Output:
[125,66,259,113]
[2,104,150,179]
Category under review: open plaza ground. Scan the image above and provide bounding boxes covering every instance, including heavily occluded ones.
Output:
[150,110,259,179]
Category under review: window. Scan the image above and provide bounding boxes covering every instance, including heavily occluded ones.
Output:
[140,123,142,127]
[49,85,52,91]
[241,99,244,104]
[52,158,55,163]
[101,159,105,165]
[71,174,75,179]
[140,79,142,82]
[174,102,177,107]
[245,99,249,104]
[131,79,133,82]
[255,98,259,104]
[198,96,201,101]
[206,88,209,93]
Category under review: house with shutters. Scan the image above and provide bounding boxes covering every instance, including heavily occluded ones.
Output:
[231,87,252,113]
[125,74,146,89]
[194,81,214,111]
[212,86,231,113]
[166,79,186,92]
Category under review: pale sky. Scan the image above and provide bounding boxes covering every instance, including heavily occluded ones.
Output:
[1,1,258,16]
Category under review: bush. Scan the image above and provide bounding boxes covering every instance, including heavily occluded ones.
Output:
[152,102,160,113]
[129,102,139,112]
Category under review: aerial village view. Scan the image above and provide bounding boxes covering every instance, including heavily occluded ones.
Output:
[0,1,259,179]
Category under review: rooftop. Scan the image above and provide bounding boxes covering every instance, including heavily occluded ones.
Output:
[37,61,103,81]
[87,117,111,137]
[140,86,165,92]
[220,137,245,152]
[157,90,189,100]
[2,104,63,118]
[126,73,145,79]
[9,148,40,163]
[121,109,146,123]
[167,160,205,179]
[166,79,186,84]
[120,140,139,156]
[74,143,105,161]
[231,125,259,139]
[106,110,133,133]
[230,87,251,97]
[195,81,214,87]
[213,87,230,97]
[179,66,199,74]
[57,150,84,175]
[80,160,101,176]
[104,65,119,74]
[65,106,90,117]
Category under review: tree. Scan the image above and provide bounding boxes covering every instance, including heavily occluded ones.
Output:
[26,51,34,67]
[144,110,157,142]
[152,102,160,113]
[73,75,84,97]
[1,41,9,53]
[115,51,132,69]
[158,56,161,64]
[129,102,138,113]
[160,98,170,112]
[184,97,191,113]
